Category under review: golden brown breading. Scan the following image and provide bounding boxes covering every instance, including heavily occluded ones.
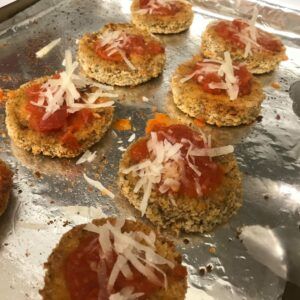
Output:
[78,23,166,86]
[0,159,13,216]
[5,77,114,158]
[131,0,193,34]
[119,137,242,234]
[201,21,287,74]
[171,55,265,127]
[40,218,187,300]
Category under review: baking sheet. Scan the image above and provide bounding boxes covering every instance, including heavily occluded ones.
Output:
[0,0,300,299]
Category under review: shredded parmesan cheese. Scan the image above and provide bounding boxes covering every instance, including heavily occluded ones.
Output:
[35,38,61,58]
[122,132,183,215]
[118,146,127,152]
[32,49,115,119]
[218,52,239,100]
[236,7,259,58]
[83,173,115,199]
[122,129,234,215]
[84,219,175,297]
[189,145,234,157]
[128,133,136,142]
[181,52,240,100]
[99,30,136,70]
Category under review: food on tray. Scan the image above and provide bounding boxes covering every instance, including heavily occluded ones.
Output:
[113,118,132,131]
[40,217,187,300]
[171,52,265,126]
[78,23,166,86]
[5,50,115,158]
[131,0,193,34]
[119,114,242,233]
[201,9,287,74]
[0,159,13,216]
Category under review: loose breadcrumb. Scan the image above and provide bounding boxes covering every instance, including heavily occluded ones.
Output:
[113,119,132,131]
[271,82,281,89]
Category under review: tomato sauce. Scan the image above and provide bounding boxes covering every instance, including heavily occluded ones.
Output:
[25,84,94,149]
[64,232,186,300]
[95,34,164,62]
[139,0,181,16]
[193,62,252,96]
[130,124,224,198]
[213,19,283,52]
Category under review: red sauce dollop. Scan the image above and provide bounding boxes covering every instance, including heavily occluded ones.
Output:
[193,62,252,96]
[64,232,186,300]
[95,34,164,62]
[130,124,224,198]
[139,0,181,16]
[25,84,94,149]
[213,19,283,52]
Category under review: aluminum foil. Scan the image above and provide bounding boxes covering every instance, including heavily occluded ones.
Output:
[0,0,300,299]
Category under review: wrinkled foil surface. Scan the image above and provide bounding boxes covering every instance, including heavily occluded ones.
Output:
[0,0,300,299]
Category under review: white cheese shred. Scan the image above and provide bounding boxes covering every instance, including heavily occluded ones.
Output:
[128,133,136,142]
[99,31,136,70]
[218,51,239,100]
[35,38,61,58]
[76,150,97,165]
[118,146,127,152]
[83,173,115,199]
